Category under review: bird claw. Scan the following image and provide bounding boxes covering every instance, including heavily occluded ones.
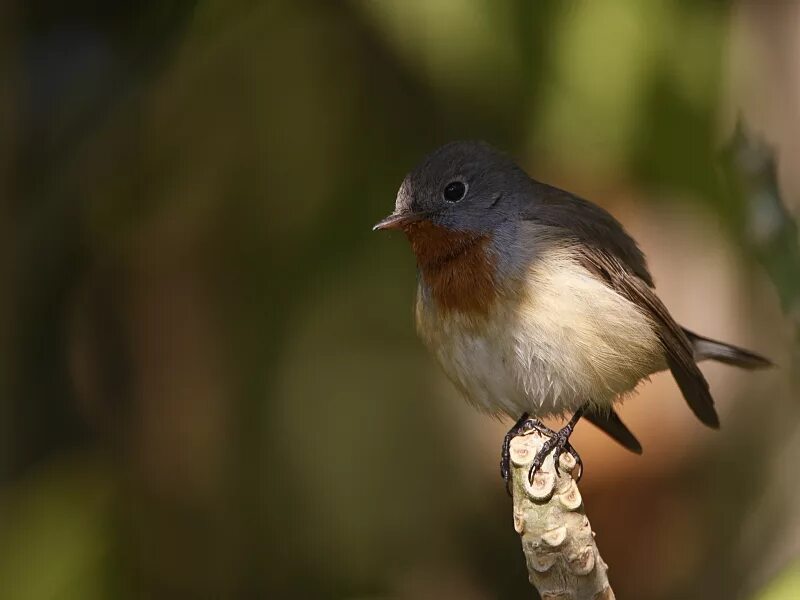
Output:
[502,412,585,494]
[500,414,543,494]
[527,425,583,483]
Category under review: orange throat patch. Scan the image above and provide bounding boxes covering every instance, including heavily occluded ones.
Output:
[403,220,498,315]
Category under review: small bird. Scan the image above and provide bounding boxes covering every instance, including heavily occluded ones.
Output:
[374,141,772,487]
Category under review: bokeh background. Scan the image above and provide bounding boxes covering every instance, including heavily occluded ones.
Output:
[1,1,799,598]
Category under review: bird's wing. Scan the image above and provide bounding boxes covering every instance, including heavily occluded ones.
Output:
[584,409,643,454]
[576,244,719,428]
[522,184,719,428]
[521,182,655,285]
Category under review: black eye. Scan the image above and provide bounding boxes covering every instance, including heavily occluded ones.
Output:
[443,181,467,202]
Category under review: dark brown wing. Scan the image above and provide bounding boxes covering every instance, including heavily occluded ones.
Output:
[522,184,719,428]
[584,409,643,454]
[576,247,719,428]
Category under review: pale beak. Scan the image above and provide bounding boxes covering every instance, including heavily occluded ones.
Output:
[373,210,430,231]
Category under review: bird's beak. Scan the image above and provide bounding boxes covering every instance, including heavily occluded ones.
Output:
[372,210,430,231]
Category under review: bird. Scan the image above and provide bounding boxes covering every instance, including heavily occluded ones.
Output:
[373,140,772,487]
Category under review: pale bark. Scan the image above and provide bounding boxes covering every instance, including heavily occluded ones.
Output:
[510,431,614,600]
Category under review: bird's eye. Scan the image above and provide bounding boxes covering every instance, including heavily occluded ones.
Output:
[443,181,467,202]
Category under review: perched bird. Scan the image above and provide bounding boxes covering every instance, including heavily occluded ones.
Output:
[374,141,772,486]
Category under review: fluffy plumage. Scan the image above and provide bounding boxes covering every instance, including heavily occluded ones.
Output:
[378,141,771,452]
[415,229,665,419]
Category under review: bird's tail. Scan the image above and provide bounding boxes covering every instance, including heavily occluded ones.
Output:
[683,328,773,370]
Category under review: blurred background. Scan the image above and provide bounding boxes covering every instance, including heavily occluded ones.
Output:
[1,1,799,598]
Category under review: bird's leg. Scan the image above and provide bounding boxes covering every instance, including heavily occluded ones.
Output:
[528,406,586,483]
[501,412,550,494]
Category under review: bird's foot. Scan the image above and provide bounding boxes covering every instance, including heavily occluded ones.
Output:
[528,421,583,483]
[501,413,551,494]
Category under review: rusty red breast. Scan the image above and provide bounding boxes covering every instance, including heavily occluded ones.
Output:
[402,220,498,316]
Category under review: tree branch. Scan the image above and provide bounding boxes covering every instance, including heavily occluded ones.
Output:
[510,431,615,600]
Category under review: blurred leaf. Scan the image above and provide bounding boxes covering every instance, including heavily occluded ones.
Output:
[755,562,800,600]
[0,456,114,600]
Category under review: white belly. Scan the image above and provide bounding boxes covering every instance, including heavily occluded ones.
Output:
[415,247,666,419]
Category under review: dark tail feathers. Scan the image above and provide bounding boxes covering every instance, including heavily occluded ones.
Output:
[683,328,773,370]
[585,409,643,454]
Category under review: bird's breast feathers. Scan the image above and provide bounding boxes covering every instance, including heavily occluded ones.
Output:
[415,233,666,418]
[404,219,498,315]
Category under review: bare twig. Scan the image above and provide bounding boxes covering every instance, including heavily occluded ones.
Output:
[510,431,614,600]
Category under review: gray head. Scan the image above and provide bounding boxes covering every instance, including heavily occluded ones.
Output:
[373,141,532,234]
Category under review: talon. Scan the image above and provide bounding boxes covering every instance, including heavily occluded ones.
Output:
[526,420,583,482]
[501,413,543,494]
[500,456,511,489]
[552,445,564,477]
[527,436,554,483]
[501,408,586,492]
[527,457,542,484]
[531,421,556,437]
[569,446,584,481]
